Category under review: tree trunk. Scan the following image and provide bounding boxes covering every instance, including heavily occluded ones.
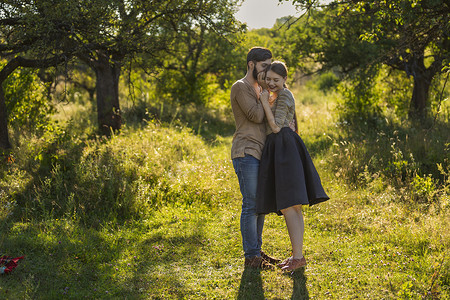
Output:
[94,54,122,136]
[408,56,433,118]
[0,86,11,149]
[410,75,431,118]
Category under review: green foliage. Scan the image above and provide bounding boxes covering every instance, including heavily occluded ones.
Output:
[312,71,340,93]
[120,71,235,142]
[0,0,246,139]
[336,67,384,122]
[154,70,214,105]
[152,18,245,105]
[374,67,412,118]
[2,66,53,130]
[281,0,450,117]
[412,174,437,203]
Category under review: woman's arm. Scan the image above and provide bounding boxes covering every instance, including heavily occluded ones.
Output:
[273,91,294,128]
[260,90,280,133]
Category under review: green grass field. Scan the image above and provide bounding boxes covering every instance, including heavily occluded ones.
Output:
[1,86,449,299]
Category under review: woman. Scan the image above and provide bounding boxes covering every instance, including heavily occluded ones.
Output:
[256,61,330,271]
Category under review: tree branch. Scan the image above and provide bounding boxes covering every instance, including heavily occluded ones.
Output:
[0,55,67,82]
[0,17,21,26]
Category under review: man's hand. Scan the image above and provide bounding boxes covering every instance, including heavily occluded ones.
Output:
[257,71,268,90]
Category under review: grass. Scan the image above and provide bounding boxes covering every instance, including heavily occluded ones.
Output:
[1,187,448,299]
[0,84,449,299]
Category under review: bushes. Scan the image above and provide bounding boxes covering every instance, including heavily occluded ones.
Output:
[1,120,236,225]
[322,63,450,206]
[328,112,449,206]
[314,71,340,94]
[3,66,53,131]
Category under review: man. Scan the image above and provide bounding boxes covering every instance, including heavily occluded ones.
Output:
[230,47,280,269]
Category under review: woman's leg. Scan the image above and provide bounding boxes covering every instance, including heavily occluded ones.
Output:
[293,204,304,225]
[280,205,304,259]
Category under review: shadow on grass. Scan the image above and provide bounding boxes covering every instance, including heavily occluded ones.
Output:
[290,268,309,300]
[237,268,264,300]
[111,215,211,298]
[236,268,309,300]
[0,222,122,298]
[0,214,210,298]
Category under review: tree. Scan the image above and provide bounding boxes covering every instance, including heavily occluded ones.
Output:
[283,0,450,118]
[0,56,66,149]
[0,0,242,148]
[153,19,245,104]
[0,0,73,148]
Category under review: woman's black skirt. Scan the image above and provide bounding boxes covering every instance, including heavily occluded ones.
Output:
[256,127,329,215]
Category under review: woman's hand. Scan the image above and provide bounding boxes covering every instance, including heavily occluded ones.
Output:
[259,89,281,134]
[260,89,269,102]
[257,71,269,90]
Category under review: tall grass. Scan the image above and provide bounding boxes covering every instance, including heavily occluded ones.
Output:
[1,115,236,225]
[327,107,449,210]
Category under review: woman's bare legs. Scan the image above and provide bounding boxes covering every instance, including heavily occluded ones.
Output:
[280,204,304,259]
[278,204,306,270]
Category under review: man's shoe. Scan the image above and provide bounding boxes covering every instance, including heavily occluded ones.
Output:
[260,251,281,265]
[244,256,274,270]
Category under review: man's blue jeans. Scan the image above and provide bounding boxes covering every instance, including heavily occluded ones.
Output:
[232,154,265,258]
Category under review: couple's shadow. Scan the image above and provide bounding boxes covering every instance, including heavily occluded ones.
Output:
[237,267,309,299]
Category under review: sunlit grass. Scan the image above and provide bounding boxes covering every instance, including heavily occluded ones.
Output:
[0,85,449,299]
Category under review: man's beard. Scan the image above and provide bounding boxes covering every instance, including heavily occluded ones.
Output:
[253,67,259,80]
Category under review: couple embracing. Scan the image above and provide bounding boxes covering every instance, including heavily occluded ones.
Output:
[230,47,330,271]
